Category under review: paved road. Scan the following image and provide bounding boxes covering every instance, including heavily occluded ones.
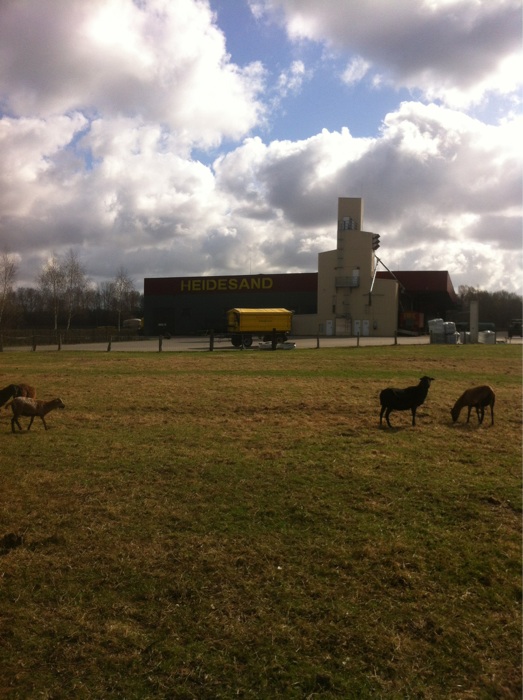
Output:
[3,333,518,353]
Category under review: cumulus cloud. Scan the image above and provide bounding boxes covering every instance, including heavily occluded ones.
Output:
[213,102,521,290]
[254,0,522,108]
[0,0,521,296]
[0,0,265,149]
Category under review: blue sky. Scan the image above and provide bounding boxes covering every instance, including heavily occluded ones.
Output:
[0,0,521,294]
[211,0,412,141]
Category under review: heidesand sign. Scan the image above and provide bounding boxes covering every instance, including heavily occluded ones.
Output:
[144,273,318,295]
[181,276,274,292]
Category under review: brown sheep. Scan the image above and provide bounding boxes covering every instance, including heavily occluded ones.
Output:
[8,397,65,432]
[451,385,495,425]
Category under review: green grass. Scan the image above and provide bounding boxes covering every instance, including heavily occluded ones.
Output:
[0,345,521,699]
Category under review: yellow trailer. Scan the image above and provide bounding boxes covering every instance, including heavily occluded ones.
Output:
[226,308,293,347]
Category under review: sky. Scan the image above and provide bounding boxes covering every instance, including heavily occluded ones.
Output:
[0,0,521,295]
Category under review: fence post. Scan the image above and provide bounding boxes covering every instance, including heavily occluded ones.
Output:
[209,330,214,351]
[357,332,360,347]
[32,335,37,351]
[58,334,62,351]
[394,331,398,346]
[316,333,320,349]
[272,328,277,351]
[107,336,112,351]
[159,336,163,352]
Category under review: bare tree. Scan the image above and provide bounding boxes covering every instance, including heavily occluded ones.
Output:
[14,287,42,326]
[62,249,90,330]
[0,251,18,328]
[38,254,66,330]
[112,267,136,331]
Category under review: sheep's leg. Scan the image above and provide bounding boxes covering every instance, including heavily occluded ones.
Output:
[411,407,416,426]
[379,405,386,426]
[477,406,484,424]
[466,407,472,423]
[11,416,22,432]
[40,416,48,430]
[385,408,393,428]
[490,404,494,425]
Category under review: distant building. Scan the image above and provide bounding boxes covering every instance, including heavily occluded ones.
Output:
[376,270,459,334]
[143,197,457,337]
[143,273,318,335]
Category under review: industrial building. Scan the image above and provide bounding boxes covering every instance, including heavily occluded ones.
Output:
[143,272,317,336]
[376,270,458,335]
[143,197,457,337]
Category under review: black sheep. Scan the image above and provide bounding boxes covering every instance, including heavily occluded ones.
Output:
[0,383,36,408]
[379,376,435,428]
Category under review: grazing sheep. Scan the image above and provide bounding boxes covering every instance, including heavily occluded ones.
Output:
[379,376,435,428]
[451,385,495,425]
[0,383,36,408]
[8,397,65,433]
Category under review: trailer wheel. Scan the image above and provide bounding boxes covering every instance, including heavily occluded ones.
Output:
[242,336,253,348]
[231,335,242,347]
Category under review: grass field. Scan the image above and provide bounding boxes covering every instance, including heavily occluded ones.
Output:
[0,344,521,699]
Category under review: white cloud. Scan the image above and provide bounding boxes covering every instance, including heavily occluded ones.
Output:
[342,57,370,86]
[255,0,523,109]
[276,60,310,97]
[212,102,521,290]
[0,0,521,296]
[0,0,265,149]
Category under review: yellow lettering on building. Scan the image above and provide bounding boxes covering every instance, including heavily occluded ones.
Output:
[179,276,274,292]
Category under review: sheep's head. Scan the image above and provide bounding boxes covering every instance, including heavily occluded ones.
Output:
[420,376,435,385]
[52,398,65,410]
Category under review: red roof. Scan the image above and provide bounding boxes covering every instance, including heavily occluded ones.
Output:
[376,271,457,302]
